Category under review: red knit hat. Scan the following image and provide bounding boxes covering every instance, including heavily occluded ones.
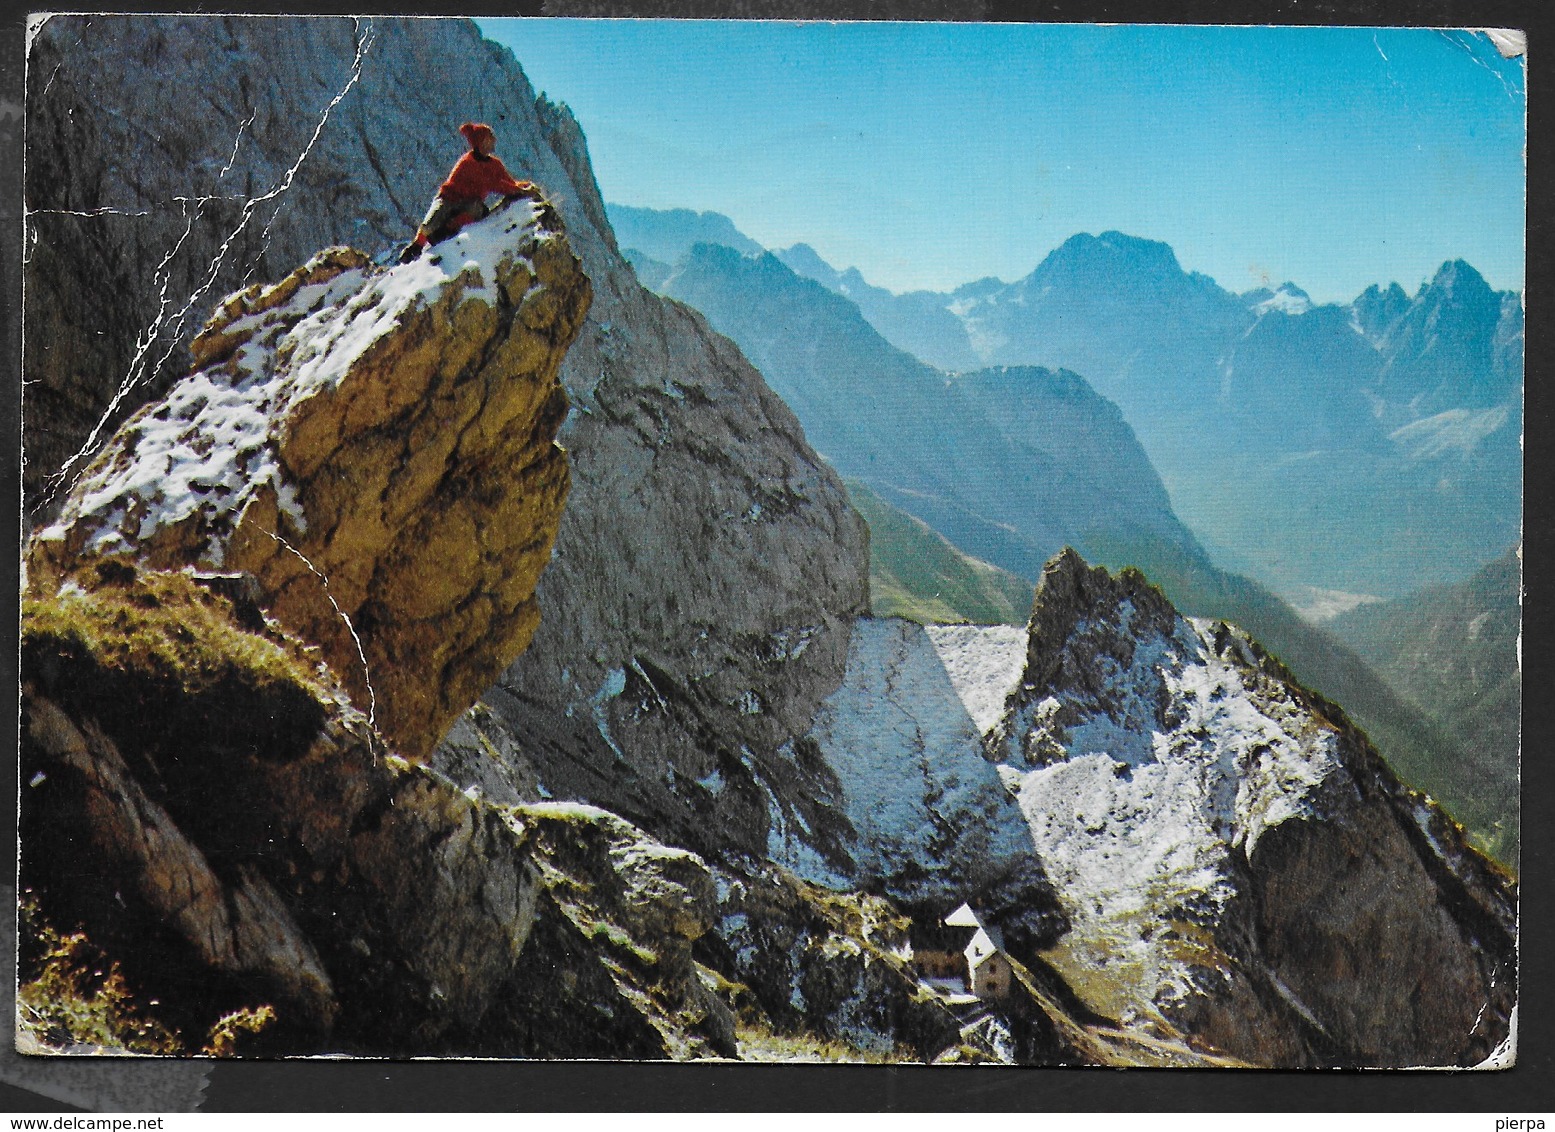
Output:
[459,121,495,149]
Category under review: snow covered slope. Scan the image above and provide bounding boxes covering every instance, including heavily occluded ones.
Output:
[989,550,1516,1067]
[773,619,1053,934]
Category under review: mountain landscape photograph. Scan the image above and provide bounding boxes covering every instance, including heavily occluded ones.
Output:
[15,14,1523,1073]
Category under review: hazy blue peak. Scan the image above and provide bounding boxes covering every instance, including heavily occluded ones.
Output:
[778,244,904,305]
[776,242,848,290]
[1425,258,1493,301]
[604,202,764,263]
[950,276,1009,301]
[687,242,860,314]
[777,241,833,271]
[1047,231,1184,275]
[1357,281,1410,306]
[1018,231,1227,305]
[1242,282,1311,301]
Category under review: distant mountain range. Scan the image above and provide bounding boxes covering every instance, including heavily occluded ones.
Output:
[653,241,1201,585]
[617,218,1508,861]
[609,203,765,266]
[615,206,1521,605]
[1330,548,1522,861]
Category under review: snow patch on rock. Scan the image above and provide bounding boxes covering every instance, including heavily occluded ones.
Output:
[37,204,544,565]
[775,618,1038,907]
[923,623,1029,736]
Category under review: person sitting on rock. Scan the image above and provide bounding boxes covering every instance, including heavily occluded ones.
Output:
[399,121,537,263]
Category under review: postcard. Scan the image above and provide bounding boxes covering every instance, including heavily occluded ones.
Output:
[16,14,1523,1069]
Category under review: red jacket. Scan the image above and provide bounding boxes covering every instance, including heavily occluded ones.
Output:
[438,152,528,204]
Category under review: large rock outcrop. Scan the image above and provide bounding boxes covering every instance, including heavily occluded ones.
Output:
[25,13,871,869]
[982,550,1516,1067]
[31,204,589,758]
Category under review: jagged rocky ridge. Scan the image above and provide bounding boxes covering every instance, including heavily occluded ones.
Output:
[746,551,1515,1065]
[982,552,1515,1066]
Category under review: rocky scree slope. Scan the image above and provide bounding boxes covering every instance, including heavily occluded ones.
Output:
[20,205,738,1057]
[974,551,1516,1067]
[21,562,734,1057]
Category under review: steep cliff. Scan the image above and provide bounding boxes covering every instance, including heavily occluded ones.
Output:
[982,551,1515,1067]
[26,13,869,871]
[455,94,870,868]
[773,618,1061,947]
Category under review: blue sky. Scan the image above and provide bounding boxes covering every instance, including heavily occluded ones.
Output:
[476,20,1525,302]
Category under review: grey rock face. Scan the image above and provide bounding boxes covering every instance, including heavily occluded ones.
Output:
[25,14,870,866]
[777,618,1061,945]
[487,254,869,862]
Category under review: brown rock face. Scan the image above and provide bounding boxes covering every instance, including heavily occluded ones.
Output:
[19,564,544,1052]
[32,204,590,758]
